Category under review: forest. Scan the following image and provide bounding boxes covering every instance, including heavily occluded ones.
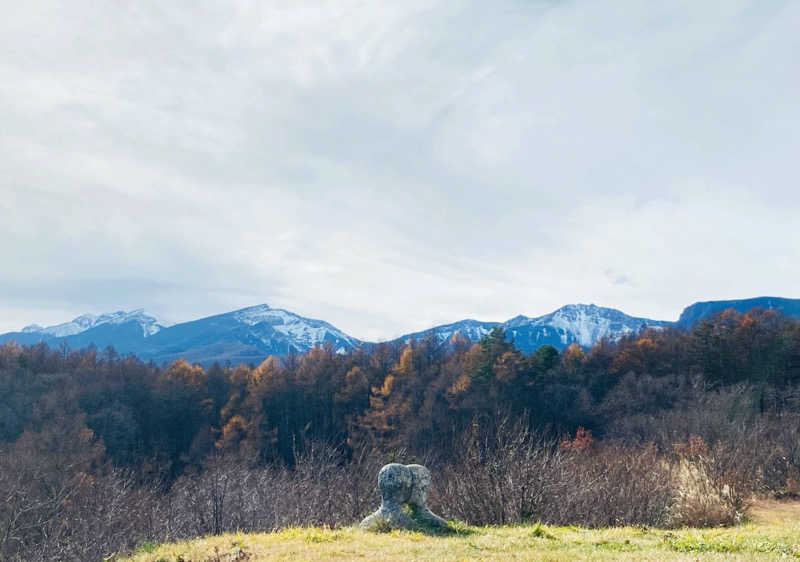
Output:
[2,307,800,561]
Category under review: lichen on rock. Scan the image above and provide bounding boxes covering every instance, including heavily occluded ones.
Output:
[360,463,447,532]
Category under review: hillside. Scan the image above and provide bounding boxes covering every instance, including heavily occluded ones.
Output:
[124,502,800,561]
[677,297,800,327]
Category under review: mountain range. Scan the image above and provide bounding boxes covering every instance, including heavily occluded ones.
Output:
[1,297,798,366]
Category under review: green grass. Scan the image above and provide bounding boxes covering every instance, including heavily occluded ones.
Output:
[121,501,800,561]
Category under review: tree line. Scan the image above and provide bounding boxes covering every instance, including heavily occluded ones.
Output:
[1,307,799,478]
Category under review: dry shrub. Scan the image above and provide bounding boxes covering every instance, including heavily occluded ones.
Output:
[0,458,160,562]
[0,419,161,562]
[7,414,798,560]
[433,419,675,527]
[669,434,758,526]
[434,418,564,525]
[757,414,800,497]
[163,442,390,538]
[558,443,675,527]
[559,426,595,451]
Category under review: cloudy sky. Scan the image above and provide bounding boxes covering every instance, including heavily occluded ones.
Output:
[1,1,798,340]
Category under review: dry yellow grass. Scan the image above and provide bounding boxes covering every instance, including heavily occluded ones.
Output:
[123,500,800,562]
[748,498,800,525]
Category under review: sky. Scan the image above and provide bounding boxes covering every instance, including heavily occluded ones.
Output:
[1,0,799,341]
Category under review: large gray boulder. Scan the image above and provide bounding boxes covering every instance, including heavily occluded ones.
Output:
[360,463,447,531]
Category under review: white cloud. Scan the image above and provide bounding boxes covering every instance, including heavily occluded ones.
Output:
[1,0,798,340]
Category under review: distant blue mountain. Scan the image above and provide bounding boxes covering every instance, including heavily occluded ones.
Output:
[677,296,800,328]
[396,304,668,353]
[139,304,360,365]
[396,319,501,346]
[0,310,167,353]
[2,297,799,365]
[397,299,800,353]
[0,305,359,366]
[502,304,669,352]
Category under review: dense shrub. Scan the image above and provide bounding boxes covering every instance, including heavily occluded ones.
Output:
[434,421,675,527]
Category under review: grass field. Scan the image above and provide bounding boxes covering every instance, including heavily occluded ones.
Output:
[123,500,800,561]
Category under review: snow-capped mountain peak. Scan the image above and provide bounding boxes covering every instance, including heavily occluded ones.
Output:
[230,304,358,352]
[395,304,664,352]
[21,309,167,338]
[502,303,666,350]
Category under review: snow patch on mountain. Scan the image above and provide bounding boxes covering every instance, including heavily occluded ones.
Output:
[534,304,640,347]
[431,323,494,343]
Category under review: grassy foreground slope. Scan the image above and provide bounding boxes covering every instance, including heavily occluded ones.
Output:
[124,501,800,561]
